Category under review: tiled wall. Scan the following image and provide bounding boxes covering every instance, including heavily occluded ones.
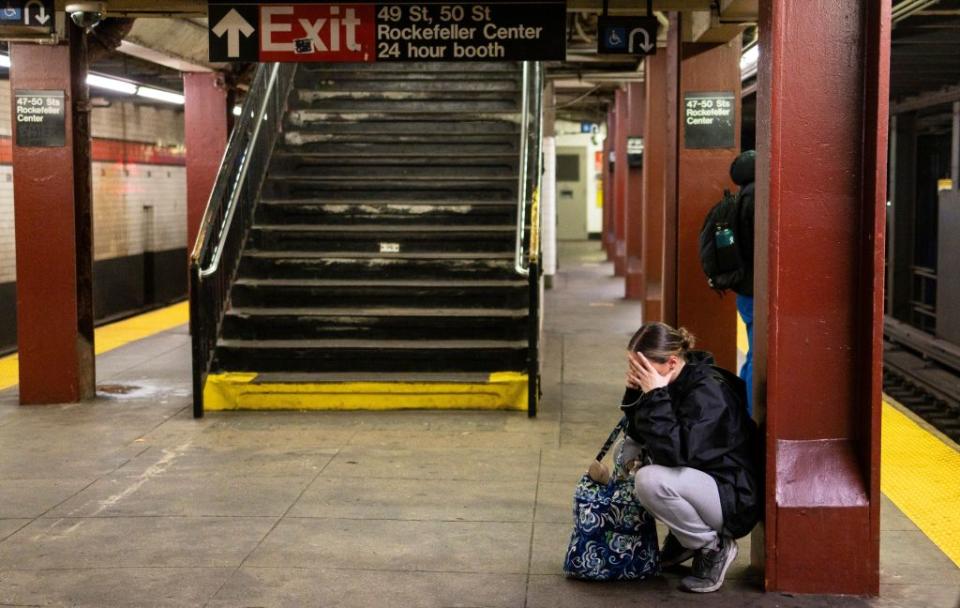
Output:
[0,80,188,350]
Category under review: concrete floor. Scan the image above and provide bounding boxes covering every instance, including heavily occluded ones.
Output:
[0,240,957,607]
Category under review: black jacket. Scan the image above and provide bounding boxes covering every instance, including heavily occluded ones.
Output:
[730,151,755,297]
[621,351,761,538]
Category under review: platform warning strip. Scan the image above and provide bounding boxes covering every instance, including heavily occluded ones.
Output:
[881,399,960,567]
[0,301,189,392]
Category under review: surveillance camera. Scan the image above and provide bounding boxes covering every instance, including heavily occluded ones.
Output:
[65,2,107,29]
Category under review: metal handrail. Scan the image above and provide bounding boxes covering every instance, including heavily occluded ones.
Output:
[194,63,281,277]
[515,61,532,276]
[189,62,296,418]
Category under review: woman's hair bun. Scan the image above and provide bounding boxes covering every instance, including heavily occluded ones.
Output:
[677,327,696,351]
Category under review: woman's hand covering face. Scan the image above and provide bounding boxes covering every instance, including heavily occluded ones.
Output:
[626,351,671,394]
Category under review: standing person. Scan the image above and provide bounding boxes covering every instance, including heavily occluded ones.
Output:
[730,150,756,413]
[621,322,760,593]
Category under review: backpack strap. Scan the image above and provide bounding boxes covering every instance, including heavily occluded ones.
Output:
[594,416,629,462]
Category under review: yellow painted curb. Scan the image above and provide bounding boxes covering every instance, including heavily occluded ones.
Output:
[204,371,529,412]
[881,400,960,567]
[0,301,189,392]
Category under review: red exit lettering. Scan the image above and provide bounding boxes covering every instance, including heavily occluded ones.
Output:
[260,4,376,62]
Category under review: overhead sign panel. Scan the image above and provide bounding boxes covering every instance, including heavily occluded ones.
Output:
[208,1,566,63]
[597,16,657,56]
[0,0,55,40]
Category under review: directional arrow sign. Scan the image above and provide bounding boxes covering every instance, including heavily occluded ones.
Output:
[597,16,658,57]
[213,8,255,58]
[0,0,54,37]
[208,5,259,62]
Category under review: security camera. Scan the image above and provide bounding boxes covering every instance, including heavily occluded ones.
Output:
[65,2,107,29]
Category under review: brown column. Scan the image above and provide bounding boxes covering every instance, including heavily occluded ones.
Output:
[612,88,628,277]
[642,52,668,321]
[184,73,230,255]
[624,82,645,300]
[664,39,741,372]
[660,13,681,326]
[754,0,889,595]
[11,24,95,404]
[602,108,616,260]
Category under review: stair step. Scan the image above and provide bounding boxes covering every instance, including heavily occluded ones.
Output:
[251,224,514,233]
[290,99,519,113]
[266,174,517,183]
[229,306,526,317]
[229,279,529,309]
[221,306,528,340]
[287,112,521,127]
[278,140,518,155]
[268,161,518,178]
[255,200,515,224]
[272,151,519,161]
[247,224,515,254]
[249,372,497,383]
[238,251,517,280]
[285,132,519,147]
[212,338,528,374]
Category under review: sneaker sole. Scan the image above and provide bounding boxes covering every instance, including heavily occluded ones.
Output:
[685,540,738,594]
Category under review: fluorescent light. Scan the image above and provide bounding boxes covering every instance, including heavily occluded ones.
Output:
[740,45,759,71]
[87,74,138,95]
[136,86,185,105]
[233,105,242,117]
[0,54,9,68]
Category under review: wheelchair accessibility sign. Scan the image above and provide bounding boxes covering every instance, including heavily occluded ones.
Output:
[597,16,658,56]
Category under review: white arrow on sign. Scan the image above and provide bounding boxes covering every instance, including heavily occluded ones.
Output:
[212,8,255,59]
[628,27,654,54]
[24,0,50,26]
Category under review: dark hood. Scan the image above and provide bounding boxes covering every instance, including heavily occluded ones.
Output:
[730,150,756,187]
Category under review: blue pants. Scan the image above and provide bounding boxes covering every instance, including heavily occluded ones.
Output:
[736,294,754,415]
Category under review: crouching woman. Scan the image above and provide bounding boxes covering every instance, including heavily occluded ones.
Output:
[621,322,760,593]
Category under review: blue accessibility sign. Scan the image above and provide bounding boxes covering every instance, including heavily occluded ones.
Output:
[597,16,658,56]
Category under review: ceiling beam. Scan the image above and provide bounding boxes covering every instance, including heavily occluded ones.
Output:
[53,0,720,18]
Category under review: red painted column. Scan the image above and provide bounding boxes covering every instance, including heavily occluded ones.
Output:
[664,38,741,372]
[184,73,230,255]
[602,108,616,260]
[624,82,645,300]
[642,52,667,321]
[753,0,889,595]
[612,88,628,277]
[11,25,95,404]
[660,13,681,326]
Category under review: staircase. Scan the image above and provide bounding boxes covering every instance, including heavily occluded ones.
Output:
[190,62,543,416]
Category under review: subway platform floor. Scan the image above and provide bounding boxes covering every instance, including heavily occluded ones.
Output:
[0,241,957,607]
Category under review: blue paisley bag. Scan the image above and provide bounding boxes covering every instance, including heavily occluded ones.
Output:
[563,417,660,581]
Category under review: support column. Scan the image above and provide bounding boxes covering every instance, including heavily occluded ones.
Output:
[665,37,741,371]
[624,82,645,300]
[613,88,628,276]
[660,13,681,326]
[602,108,616,260]
[887,113,916,322]
[184,72,230,255]
[754,0,889,595]
[642,52,668,321]
[11,24,94,404]
[541,82,557,286]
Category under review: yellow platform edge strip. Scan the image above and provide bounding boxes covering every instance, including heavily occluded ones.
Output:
[881,399,960,567]
[204,371,529,412]
[0,301,190,392]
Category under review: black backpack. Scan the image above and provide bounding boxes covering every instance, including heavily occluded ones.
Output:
[698,189,746,293]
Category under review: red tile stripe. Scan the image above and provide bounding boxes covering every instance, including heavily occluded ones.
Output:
[0,135,186,166]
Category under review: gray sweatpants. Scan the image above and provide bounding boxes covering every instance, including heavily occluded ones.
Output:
[620,438,724,551]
